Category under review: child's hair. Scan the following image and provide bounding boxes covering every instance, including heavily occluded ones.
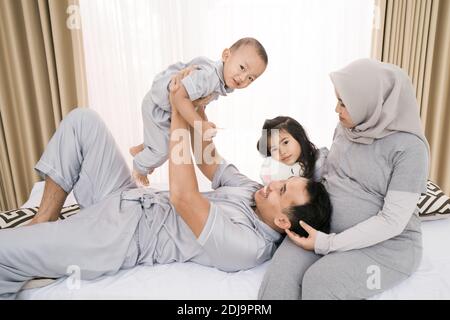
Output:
[256,116,319,179]
[230,37,268,66]
[285,180,331,237]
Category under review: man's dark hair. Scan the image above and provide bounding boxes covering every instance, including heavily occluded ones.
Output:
[284,180,331,237]
[230,37,268,66]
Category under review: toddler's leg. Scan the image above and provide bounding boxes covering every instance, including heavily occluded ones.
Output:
[35,108,136,209]
[133,100,170,175]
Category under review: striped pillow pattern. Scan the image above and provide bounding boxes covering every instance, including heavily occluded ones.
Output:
[418,180,450,221]
[0,205,80,229]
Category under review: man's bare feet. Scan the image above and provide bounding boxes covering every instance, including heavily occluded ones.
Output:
[24,176,68,226]
[26,212,59,226]
[129,144,144,157]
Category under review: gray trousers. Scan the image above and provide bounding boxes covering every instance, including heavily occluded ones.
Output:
[0,108,142,298]
[258,235,417,300]
[132,94,171,175]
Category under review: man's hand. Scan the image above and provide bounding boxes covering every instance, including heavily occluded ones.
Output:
[285,221,318,251]
[193,93,218,109]
[132,169,153,187]
[202,120,217,141]
[169,67,216,110]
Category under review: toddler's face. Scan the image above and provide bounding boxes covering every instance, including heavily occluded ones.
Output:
[222,45,266,89]
[268,130,302,166]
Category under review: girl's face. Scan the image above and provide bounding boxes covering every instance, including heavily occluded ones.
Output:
[269,130,302,165]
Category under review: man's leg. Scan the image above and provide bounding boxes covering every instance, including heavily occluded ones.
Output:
[0,195,142,298]
[33,108,136,222]
[28,177,67,225]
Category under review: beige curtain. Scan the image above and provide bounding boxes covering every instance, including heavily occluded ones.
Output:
[372,0,450,194]
[0,0,88,211]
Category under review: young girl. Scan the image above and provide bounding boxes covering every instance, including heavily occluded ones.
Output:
[256,116,327,185]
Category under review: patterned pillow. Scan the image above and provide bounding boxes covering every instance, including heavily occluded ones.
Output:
[0,204,80,229]
[418,180,450,221]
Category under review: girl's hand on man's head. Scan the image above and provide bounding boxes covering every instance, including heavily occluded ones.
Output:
[285,220,317,251]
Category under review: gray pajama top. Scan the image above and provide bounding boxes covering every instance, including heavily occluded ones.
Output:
[130,161,281,272]
[133,57,233,174]
[315,125,428,262]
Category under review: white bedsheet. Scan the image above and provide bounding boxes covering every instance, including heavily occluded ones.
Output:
[17,182,450,299]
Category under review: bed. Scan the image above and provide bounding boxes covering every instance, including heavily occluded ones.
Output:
[14,181,450,300]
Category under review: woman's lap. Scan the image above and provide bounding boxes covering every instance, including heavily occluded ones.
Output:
[258,236,321,300]
[302,248,411,300]
[259,235,420,300]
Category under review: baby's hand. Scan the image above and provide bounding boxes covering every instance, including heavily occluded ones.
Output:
[202,121,217,141]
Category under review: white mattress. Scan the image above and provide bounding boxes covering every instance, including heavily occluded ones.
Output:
[17,182,450,299]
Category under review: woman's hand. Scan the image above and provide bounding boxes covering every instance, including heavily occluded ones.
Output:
[285,221,318,251]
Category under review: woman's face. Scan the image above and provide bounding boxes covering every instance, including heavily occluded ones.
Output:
[334,90,356,129]
[268,130,302,165]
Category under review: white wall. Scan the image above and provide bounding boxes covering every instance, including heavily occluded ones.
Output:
[80,0,375,186]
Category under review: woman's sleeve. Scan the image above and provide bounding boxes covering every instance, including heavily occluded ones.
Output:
[314,140,428,255]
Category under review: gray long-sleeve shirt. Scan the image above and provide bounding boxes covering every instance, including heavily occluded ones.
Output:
[314,125,428,256]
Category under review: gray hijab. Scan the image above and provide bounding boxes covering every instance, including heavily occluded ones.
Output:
[329,58,430,155]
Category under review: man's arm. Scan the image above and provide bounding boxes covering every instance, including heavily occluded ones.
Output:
[189,106,222,181]
[169,91,210,238]
[171,83,204,128]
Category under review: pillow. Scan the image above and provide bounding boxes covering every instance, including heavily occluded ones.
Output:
[418,180,450,221]
[0,204,80,229]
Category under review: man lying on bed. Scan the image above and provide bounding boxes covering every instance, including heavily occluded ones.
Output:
[0,74,331,299]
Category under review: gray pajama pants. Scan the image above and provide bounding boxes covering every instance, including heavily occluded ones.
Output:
[132,94,171,175]
[258,234,420,300]
[0,108,142,299]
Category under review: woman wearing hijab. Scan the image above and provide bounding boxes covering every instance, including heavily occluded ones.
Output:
[258,59,430,300]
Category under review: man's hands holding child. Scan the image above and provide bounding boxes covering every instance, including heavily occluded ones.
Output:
[285,220,318,251]
[132,168,154,187]
[169,66,219,141]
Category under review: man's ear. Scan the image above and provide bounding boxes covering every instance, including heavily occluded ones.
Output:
[222,48,231,62]
[274,214,291,230]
